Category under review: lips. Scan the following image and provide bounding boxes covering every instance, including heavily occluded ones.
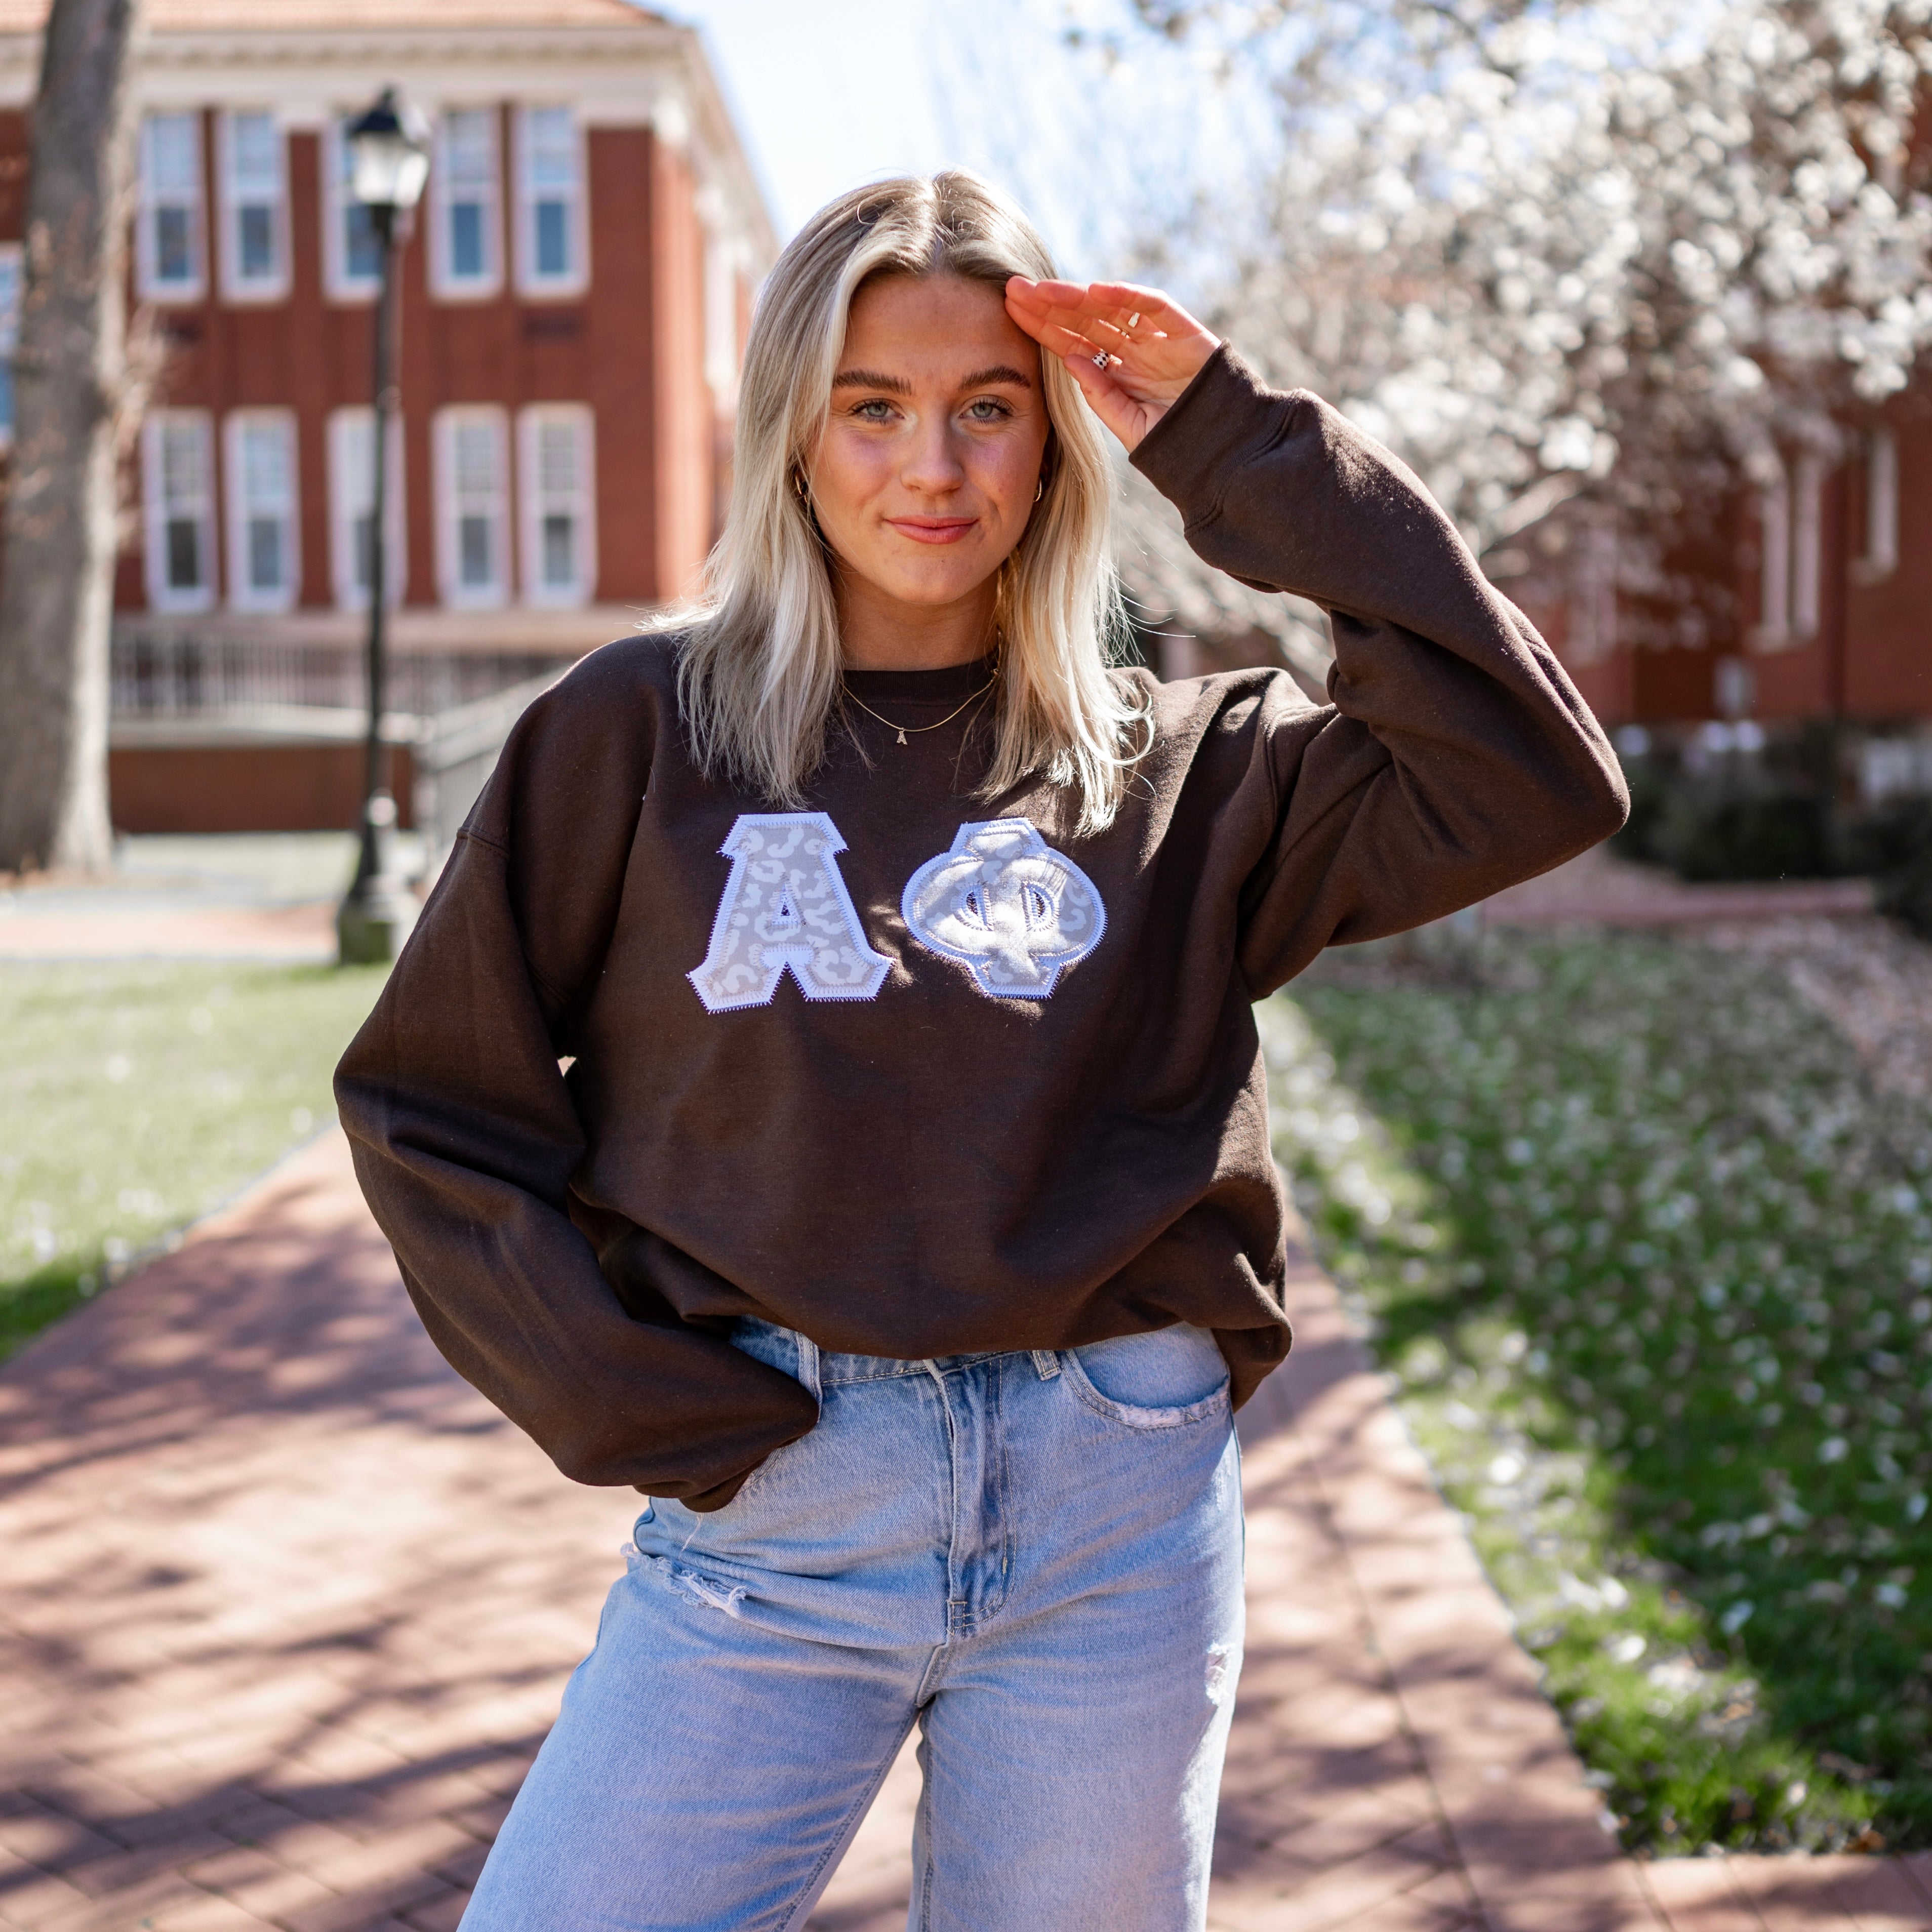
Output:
[886,517,977,545]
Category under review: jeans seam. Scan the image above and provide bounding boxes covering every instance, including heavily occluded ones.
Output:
[989,1356,1013,1616]
[925,1359,963,1625]
[776,1707,921,1932]
[913,1734,939,1932]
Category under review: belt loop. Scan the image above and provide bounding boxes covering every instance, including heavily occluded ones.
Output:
[795,1331,823,1401]
[1032,1349,1061,1381]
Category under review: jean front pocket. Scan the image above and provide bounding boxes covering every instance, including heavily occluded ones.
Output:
[1062,1323,1232,1429]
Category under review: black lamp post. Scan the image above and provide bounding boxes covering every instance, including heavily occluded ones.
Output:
[336,86,431,967]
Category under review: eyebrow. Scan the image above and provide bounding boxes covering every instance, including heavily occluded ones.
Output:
[958,364,1033,391]
[829,364,1034,394]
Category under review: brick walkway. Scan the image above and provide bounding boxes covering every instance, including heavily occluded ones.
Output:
[0,902,334,961]
[1485,846,1874,928]
[2,1133,1927,1931]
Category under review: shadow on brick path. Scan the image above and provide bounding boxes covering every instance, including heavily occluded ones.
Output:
[2,1132,1925,1931]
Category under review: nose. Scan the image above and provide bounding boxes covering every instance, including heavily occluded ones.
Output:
[899,414,968,499]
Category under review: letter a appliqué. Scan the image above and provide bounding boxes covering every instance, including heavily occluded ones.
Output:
[688,812,892,1013]
[902,818,1106,998]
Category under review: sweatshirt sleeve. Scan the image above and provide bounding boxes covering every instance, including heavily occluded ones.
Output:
[1130,345,1629,996]
[332,650,819,1509]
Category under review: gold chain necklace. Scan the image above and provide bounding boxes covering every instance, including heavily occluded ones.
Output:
[841,673,997,745]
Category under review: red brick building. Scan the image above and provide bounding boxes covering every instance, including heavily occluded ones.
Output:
[0,0,774,832]
[1522,400,1932,796]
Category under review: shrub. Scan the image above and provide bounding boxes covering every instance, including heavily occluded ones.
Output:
[1611,755,1674,865]
[1654,781,1837,881]
[1848,797,1932,940]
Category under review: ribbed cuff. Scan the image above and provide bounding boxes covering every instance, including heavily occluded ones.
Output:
[1128,342,1296,528]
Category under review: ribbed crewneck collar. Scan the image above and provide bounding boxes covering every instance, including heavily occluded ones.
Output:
[839,653,998,705]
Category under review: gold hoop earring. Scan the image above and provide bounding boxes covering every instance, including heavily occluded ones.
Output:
[1034,477,1044,504]
[793,468,810,503]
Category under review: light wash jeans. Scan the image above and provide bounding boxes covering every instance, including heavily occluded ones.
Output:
[459,1317,1246,1932]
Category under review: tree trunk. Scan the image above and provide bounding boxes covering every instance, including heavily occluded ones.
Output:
[0,0,146,876]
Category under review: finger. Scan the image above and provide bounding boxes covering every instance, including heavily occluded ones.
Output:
[1088,314,1158,349]
[1014,310,1112,366]
[1083,280,1180,315]
[1010,300,1163,377]
[1006,274,1091,310]
[1006,276,1147,338]
[1057,347,1149,452]
[1080,280,1213,344]
[1058,343,1123,411]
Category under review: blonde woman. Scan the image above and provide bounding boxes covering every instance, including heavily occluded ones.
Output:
[337,171,1624,1930]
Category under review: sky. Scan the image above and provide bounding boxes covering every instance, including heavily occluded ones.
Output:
[658,0,1266,277]
[661,0,949,242]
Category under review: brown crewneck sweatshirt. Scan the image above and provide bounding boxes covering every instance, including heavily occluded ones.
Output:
[335,345,1627,1509]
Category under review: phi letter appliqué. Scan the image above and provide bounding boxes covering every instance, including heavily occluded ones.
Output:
[902,818,1106,998]
[688,813,892,1012]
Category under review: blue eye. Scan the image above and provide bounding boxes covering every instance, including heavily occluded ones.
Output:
[965,398,1012,421]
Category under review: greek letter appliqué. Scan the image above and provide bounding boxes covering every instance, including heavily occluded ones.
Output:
[901,818,1106,999]
[688,812,891,1013]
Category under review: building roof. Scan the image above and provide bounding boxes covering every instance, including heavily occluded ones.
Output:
[0,0,662,30]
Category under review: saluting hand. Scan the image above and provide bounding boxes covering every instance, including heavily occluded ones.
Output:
[1003,277,1221,454]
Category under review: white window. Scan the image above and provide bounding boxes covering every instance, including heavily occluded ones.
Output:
[1565,520,1617,665]
[324,114,384,301]
[1791,452,1825,639]
[217,111,288,301]
[328,408,407,610]
[0,245,21,447]
[518,405,596,606]
[431,108,502,299]
[142,412,216,613]
[515,105,587,296]
[224,411,299,612]
[1858,429,1899,584]
[434,408,510,607]
[1756,467,1791,646]
[1755,455,1826,648]
[137,112,206,303]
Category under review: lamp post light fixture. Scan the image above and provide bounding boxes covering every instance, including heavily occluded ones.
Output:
[336,86,431,968]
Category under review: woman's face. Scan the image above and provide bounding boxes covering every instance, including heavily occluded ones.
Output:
[808,272,1052,633]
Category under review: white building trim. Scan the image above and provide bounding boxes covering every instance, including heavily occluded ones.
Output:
[224,409,301,614]
[215,107,290,304]
[328,407,407,611]
[512,102,589,300]
[136,110,207,305]
[434,405,513,610]
[517,402,597,608]
[142,410,218,615]
[320,112,384,303]
[428,105,504,302]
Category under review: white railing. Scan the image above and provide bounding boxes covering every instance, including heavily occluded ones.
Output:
[110,633,574,720]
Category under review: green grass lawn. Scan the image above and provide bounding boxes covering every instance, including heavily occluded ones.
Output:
[1,960,388,1360]
[1266,931,1932,1856]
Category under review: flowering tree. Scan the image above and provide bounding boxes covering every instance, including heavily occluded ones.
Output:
[1095,0,1932,581]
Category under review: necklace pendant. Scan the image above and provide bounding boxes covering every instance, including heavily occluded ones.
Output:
[896,728,908,745]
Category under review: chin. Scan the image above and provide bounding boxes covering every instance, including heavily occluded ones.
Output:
[877,566,998,609]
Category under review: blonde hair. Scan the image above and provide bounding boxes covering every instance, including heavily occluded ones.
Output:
[670,170,1147,836]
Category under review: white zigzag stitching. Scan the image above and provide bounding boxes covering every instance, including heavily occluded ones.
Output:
[687,812,892,1013]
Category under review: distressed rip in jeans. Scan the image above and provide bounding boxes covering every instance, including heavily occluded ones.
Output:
[458,1319,1247,1932]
